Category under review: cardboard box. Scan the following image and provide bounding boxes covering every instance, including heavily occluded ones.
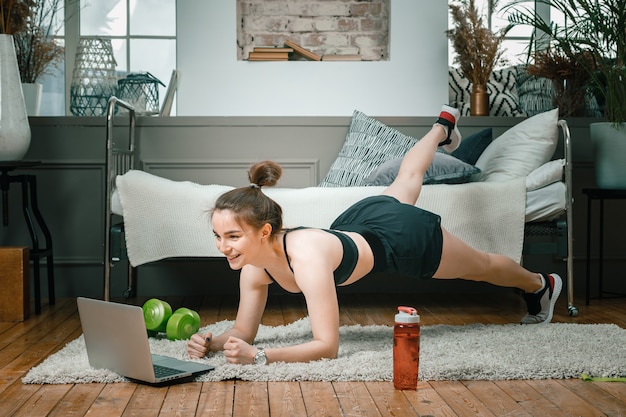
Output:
[0,247,30,321]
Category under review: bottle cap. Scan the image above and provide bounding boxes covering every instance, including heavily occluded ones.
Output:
[395,306,420,323]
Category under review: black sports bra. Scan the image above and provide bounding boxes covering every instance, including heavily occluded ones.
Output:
[265,227,359,286]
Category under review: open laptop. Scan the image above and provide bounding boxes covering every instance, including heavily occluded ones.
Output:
[77,297,214,384]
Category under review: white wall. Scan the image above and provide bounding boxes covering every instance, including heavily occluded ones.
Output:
[177,0,448,117]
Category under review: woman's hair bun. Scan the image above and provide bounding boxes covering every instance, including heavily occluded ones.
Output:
[248,161,282,188]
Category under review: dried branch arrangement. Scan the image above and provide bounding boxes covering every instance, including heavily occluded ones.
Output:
[527,47,593,116]
[0,0,66,83]
[446,0,509,86]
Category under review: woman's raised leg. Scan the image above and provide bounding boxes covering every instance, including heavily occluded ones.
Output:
[383,105,462,205]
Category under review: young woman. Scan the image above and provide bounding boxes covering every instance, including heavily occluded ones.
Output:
[187,106,562,365]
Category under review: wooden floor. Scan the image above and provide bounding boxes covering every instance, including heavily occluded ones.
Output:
[1,291,625,417]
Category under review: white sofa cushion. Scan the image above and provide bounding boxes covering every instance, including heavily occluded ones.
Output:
[473,108,559,182]
[526,159,564,192]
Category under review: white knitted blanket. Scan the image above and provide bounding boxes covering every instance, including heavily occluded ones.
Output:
[116,170,526,267]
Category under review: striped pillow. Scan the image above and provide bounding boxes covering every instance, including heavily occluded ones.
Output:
[319,110,418,187]
[515,67,556,116]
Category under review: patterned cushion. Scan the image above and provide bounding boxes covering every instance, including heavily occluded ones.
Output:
[448,66,468,110]
[489,67,526,117]
[515,66,556,116]
[319,110,418,187]
[584,94,603,117]
[515,65,603,117]
[448,66,526,117]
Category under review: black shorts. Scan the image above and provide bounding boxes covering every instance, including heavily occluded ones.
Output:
[330,195,443,279]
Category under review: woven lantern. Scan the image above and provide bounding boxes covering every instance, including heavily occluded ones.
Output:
[117,72,165,115]
[69,38,118,116]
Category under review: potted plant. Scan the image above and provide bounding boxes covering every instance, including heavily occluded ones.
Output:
[524,47,595,117]
[1,0,66,115]
[505,0,626,189]
[446,0,510,116]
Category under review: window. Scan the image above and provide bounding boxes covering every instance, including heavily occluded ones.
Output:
[447,0,552,68]
[40,0,176,116]
[34,0,68,116]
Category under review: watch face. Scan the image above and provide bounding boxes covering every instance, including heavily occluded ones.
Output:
[254,349,267,365]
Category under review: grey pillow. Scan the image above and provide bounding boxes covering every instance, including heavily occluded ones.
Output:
[364,153,481,186]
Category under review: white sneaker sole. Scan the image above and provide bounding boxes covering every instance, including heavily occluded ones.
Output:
[543,273,563,324]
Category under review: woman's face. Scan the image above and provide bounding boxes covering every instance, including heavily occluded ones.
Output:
[211,209,267,269]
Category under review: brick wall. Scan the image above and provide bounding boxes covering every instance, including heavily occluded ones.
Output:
[237,0,389,61]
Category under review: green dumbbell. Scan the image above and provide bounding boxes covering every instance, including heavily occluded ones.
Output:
[142,298,172,333]
[166,307,201,340]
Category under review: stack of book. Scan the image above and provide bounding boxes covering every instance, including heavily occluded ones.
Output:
[246,41,326,62]
[248,47,292,61]
[284,40,321,61]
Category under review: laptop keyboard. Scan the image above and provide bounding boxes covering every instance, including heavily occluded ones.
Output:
[153,364,184,378]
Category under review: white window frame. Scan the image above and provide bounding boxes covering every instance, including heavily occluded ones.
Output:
[448,1,553,67]
[61,0,176,115]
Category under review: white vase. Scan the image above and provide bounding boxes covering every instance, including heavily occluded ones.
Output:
[591,122,626,189]
[22,83,43,116]
[0,34,31,161]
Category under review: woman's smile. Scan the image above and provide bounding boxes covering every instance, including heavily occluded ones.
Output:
[226,253,241,263]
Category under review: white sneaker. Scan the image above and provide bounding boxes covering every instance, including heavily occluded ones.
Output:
[520,273,563,324]
[435,105,462,152]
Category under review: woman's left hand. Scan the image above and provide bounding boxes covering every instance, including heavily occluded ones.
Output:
[222,336,258,364]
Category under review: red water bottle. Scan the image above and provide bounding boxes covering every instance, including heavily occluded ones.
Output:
[393,306,420,390]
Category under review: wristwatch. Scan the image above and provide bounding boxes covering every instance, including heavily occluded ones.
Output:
[253,347,267,365]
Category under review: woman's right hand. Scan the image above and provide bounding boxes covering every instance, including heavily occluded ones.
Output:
[188,331,213,359]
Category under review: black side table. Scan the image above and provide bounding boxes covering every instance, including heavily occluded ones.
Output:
[0,161,54,314]
[583,188,626,305]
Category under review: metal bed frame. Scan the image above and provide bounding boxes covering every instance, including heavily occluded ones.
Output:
[103,97,137,301]
[102,108,578,316]
[522,119,577,316]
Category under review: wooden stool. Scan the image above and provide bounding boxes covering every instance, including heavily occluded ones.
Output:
[0,247,30,321]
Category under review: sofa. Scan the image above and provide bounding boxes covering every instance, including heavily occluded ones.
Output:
[107,106,577,316]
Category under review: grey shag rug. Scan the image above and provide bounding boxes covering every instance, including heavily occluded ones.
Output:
[22,319,626,384]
